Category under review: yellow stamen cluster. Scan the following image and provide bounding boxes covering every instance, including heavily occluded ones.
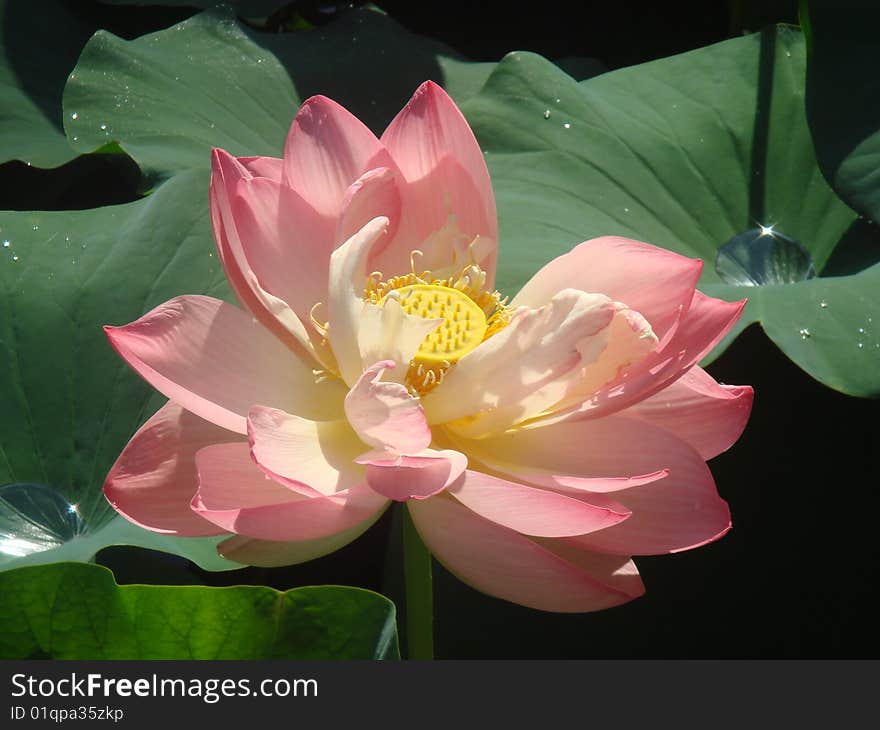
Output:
[366,255,511,395]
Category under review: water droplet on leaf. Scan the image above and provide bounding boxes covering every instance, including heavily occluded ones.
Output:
[0,483,84,557]
[715,226,816,286]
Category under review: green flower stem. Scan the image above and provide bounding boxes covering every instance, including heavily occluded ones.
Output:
[402,505,434,660]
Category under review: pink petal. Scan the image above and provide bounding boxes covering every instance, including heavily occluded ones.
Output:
[355,448,467,501]
[193,442,388,541]
[553,305,656,407]
[531,291,747,425]
[103,401,235,536]
[217,509,383,567]
[381,81,497,280]
[532,537,645,596]
[512,236,703,342]
[211,150,284,339]
[627,366,754,459]
[370,155,497,285]
[456,424,669,494]
[421,289,616,430]
[211,148,321,360]
[283,95,393,217]
[104,295,345,434]
[247,406,365,496]
[238,155,283,181]
[447,470,631,537]
[343,361,431,453]
[231,175,334,335]
[408,496,644,612]
[336,166,402,251]
[469,416,731,555]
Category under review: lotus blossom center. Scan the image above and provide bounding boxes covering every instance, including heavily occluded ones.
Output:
[391,284,488,364]
[367,258,510,395]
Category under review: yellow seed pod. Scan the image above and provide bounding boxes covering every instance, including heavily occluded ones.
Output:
[386,284,488,364]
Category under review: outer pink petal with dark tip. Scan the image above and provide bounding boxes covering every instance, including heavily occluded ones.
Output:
[343,360,431,453]
[283,95,394,217]
[104,295,345,434]
[458,415,730,555]
[512,236,703,342]
[192,442,388,542]
[626,366,754,460]
[355,448,467,501]
[408,495,644,612]
[447,470,631,537]
[103,401,236,536]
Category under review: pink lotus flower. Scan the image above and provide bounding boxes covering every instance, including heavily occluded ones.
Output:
[104,82,752,612]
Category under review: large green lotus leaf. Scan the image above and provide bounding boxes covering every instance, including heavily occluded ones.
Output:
[63,7,495,179]
[0,0,94,167]
[806,6,880,223]
[462,28,879,396]
[707,262,880,397]
[0,170,242,571]
[0,562,399,659]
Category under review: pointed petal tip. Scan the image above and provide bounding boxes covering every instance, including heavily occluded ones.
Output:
[299,93,339,109]
[210,146,232,167]
[416,79,447,99]
[210,147,249,181]
[291,95,358,130]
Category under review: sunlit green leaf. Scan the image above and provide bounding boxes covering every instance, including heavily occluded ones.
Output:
[0,562,399,659]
